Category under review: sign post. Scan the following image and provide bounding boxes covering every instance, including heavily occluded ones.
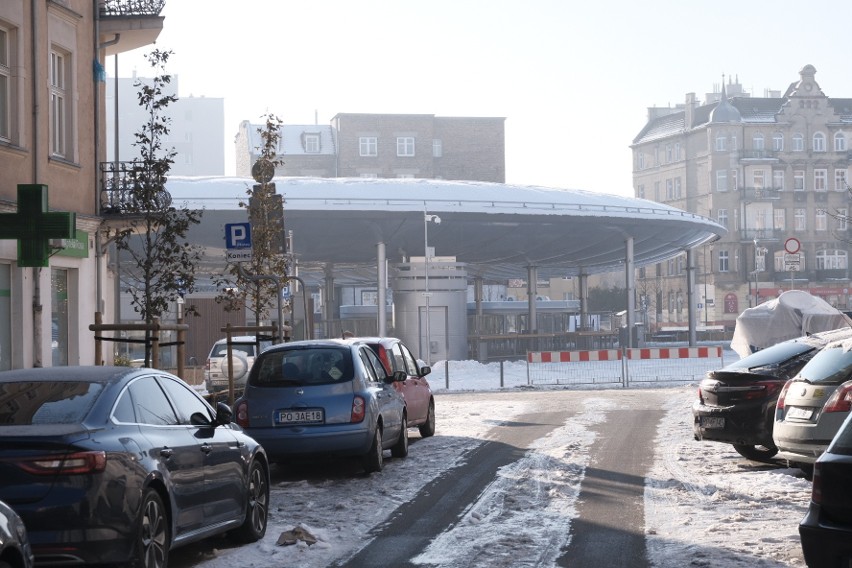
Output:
[784,237,801,290]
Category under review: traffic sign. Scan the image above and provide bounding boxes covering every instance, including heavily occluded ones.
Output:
[784,253,801,271]
[784,237,801,254]
[225,222,252,262]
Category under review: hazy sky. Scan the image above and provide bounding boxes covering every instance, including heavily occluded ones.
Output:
[113,0,852,196]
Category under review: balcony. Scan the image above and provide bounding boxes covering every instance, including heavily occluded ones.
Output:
[739,149,779,162]
[740,228,780,242]
[98,1,165,56]
[742,187,781,201]
[100,161,172,216]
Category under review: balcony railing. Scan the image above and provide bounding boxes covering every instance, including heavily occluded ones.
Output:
[739,149,779,161]
[100,161,172,215]
[99,0,165,17]
[742,187,782,200]
[741,228,780,242]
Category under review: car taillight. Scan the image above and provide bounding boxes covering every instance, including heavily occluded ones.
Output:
[742,381,781,401]
[17,451,107,475]
[235,400,249,428]
[776,379,793,410]
[822,381,852,413]
[351,395,366,423]
[811,462,822,505]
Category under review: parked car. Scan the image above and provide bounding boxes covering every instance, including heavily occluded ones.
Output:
[774,337,852,468]
[0,499,33,568]
[0,366,269,568]
[693,328,852,462]
[799,409,852,566]
[354,336,436,437]
[234,339,409,473]
[204,336,273,393]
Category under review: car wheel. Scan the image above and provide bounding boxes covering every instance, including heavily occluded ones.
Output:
[231,460,270,543]
[391,415,409,458]
[363,426,383,473]
[418,400,436,438]
[732,443,778,462]
[132,488,169,568]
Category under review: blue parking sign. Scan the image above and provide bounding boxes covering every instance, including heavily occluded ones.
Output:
[225,222,252,262]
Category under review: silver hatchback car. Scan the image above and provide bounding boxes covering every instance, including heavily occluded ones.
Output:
[774,337,852,468]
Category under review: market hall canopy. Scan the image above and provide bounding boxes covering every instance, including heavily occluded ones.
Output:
[166,177,726,284]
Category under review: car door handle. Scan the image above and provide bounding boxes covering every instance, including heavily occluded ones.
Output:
[160,447,173,458]
[200,443,213,454]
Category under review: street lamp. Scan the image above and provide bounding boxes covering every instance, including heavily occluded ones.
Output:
[424,211,441,365]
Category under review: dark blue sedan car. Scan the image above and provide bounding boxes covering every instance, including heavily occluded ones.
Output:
[0,366,269,568]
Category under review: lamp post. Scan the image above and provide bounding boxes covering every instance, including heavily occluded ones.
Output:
[424,211,441,365]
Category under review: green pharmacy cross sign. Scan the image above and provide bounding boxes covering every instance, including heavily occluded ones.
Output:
[0,184,76,267]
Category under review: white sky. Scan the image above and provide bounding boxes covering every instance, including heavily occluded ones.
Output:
[186,350,811,567]
[113,0,852,197]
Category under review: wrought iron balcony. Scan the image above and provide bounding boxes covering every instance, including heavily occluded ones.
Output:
[740,228,780,242]
[100,161,172,215]
[99,0,165,17]
[742,187,781,200]
[739,149,779,161]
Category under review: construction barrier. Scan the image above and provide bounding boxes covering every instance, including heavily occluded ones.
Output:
[527,346,725,387]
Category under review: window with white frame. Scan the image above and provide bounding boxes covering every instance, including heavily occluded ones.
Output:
[666,179,673,200]
[773,132,784,151]
[432,139,442,157]
[835,132,847,152]
[637,152,645,170]
[836,169,848,192]
[838,208,848,231]
[717,209,728,228]
[715,135,726,152]
[794,208,807,231]
[774,209,786,231]
[665,144,673,163]
[0,26,9,142]
[814,132,826,152]
[674,177,682,198]
[674,142,681,160]
[396,137,415,157]
[718,250,729,272]
[794,170,805,191]
[716,170,727,191]
[753,170,765,189]
[816,209,828,231]
[793,133,804,151]
[50,48,71,159]
[753,133,765,151]
[773,170,784,190]
[359,137,377,157]
[304,133,320,153]
[816,250,847,270]
[815,169,827,191]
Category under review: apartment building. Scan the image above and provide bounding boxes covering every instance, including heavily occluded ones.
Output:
[632,65,852,332]
[0,0,163,367]
[235,113,506,182]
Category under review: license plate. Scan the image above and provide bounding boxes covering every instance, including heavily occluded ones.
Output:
[700,416,725,429]
[787,407,814,420]
[277,409,324,424]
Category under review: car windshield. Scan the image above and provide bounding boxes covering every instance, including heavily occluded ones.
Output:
[797,345,852,385]
[723,340,815,371]
[212,343,255,357]
[0,381,104,425]
[252,347,353,386]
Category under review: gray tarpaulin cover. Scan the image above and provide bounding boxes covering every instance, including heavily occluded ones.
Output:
[730,290,852,358]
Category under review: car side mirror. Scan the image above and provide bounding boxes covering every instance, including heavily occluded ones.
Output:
[215,401,233,426]
[386,370,407,383]
[419,365,431,377]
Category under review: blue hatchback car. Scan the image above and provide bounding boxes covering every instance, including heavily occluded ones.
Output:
[234,339,409,473]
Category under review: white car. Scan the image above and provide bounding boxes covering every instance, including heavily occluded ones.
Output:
[204,336,273,393]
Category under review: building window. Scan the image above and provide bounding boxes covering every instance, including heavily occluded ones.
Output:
[717,209,728,228]
[773,132,784,151]
[716,170,727,192]
[665,179,673,200]
[774,209,786,231]
[836,169,848,192]
[718,251,729,272]
[359,136,377,157]
[793,133,804,151]
[838,208,848,231]
[432,139,442,157]
[816,250,847,270]
[731,170,738,191]
[637,184,645,199]
[715,135,726,152]
[813,132,826,152]
[50,48,71,159]
[753,133,765,151]
[396,137,415,157]
[794,208,807,231]
[674,177,682,198]
[665,144,673,163]
[753,170,765,189]
[816,209,828,231]
[303,133,320,153]
[674,142,681,161]
[637,152,645,170]
[835,132,847,152]
[814,169,827,191]
[794,170,805,191]
[0,26,9,142]
[773,170,784,190]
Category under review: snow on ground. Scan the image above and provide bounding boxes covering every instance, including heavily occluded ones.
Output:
[187,348,812,568]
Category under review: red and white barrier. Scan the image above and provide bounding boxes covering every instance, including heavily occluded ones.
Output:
[527,349,621,363]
